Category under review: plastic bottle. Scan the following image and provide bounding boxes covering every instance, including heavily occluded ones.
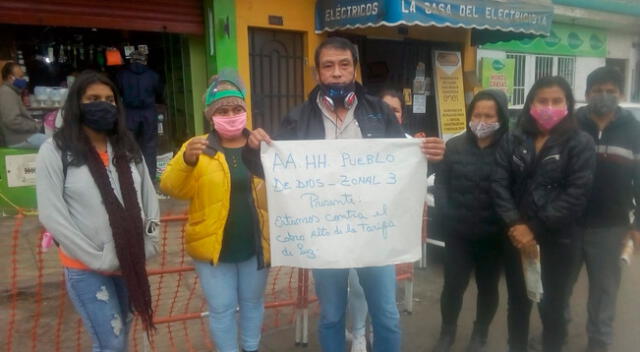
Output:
[158,113,164,136]
[621,239,634,266]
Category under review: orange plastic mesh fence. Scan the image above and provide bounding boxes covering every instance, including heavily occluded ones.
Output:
[1,211,419,351]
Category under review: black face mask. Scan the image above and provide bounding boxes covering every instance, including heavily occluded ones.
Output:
[80,101,118,132]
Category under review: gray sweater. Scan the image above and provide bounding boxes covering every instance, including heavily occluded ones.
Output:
[36,139,160,272]
[0,83,39,146]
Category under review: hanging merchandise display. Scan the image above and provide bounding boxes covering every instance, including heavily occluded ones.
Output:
[105,47,123,66]
[138,44,149,55]
[412,62,427,114]
[88,45,94,63]
[96,47,106,68]
[58,44,67,63]
[124,45,135,58]
[72,46,78,69]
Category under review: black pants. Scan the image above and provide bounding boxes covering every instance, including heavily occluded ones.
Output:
[503,235,578,352]
[126,107,158,181]
[440,235,502,338]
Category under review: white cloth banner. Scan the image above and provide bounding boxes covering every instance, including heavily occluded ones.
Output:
[261,139,428,268]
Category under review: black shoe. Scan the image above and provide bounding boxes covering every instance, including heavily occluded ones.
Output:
[466,332,487,352]
[432,331,455,352]
[528,334,542,352]
[586,339,608,352]
[506,345,529,352]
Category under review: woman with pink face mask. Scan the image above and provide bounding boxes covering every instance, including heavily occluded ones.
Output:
[492,76,596,352]
[160,73,270,352]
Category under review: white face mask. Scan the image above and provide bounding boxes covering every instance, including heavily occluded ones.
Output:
[469,121,500,139]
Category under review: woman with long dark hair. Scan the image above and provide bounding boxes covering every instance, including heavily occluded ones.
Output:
[492,76,595,352]
[36,70,159,351]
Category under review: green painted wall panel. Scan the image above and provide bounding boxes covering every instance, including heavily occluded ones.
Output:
[188,35,207,135]
[204,0,239,77]
[481,23,607,58]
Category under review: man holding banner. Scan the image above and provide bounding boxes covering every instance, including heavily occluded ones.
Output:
[244,37,444,352]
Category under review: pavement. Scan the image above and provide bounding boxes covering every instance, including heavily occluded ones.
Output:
[259,247,640,352]
[2,199,639,351]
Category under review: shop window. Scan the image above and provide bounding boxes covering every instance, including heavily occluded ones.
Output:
[507,53,526,106]
[535,55,554,80]
[508,52,577,106]
[558,57,576,88]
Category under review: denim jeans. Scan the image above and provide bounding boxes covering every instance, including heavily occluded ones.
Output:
[194,256,269,352]
[64,268,133,352]
[313,265,401,352]
[9,133,48,149]
[348,269,368,338]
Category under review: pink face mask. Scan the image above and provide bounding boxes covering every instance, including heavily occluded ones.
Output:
[212,112,247,139]
[529,105,568,131]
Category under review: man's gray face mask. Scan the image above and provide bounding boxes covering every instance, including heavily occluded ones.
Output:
[588,93,618,116]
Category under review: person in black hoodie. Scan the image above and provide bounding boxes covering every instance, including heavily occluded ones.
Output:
[432,90,510,352]
[116,50,163,180]
[570,66,640,352]
[492,76,596,352]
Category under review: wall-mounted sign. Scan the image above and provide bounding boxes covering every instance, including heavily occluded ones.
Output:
[433,51,467,141]
[481,58,515,98]
[5,154,37,188]
[482,23,607,58]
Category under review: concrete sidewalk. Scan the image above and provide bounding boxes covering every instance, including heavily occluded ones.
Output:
[259,251,640,352]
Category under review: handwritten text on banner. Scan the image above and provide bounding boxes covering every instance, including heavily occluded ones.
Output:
[261,139,428,268]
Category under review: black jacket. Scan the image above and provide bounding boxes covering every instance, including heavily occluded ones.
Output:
[436,132,506,239]
[243,83,404,177]
[492,128,596,242]
[435,90,510,239]
[577,106,640,230]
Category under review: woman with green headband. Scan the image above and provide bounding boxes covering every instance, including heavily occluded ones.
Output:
[160,72,270,352]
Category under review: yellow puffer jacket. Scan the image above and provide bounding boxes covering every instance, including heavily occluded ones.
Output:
[159,133,270,267]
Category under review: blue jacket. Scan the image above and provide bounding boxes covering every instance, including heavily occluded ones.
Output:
[116,62,162,110]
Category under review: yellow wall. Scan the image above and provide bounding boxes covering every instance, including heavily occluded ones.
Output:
[235,0,324,128]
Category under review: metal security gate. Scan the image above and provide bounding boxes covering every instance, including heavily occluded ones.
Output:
[0,0,203,34]
[558,56,576,88]
[507,53,526,105]
[535,55,554,80]
[249,28,305,134]
[508,53,577,105]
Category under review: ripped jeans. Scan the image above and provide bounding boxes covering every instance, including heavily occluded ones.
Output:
[64,268,133,352]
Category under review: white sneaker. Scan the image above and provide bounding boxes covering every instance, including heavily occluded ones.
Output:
[345,329,353,342]
[351,334,367,352]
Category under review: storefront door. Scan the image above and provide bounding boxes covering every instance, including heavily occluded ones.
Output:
[358,38,440,138]
[248,28,305,134]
